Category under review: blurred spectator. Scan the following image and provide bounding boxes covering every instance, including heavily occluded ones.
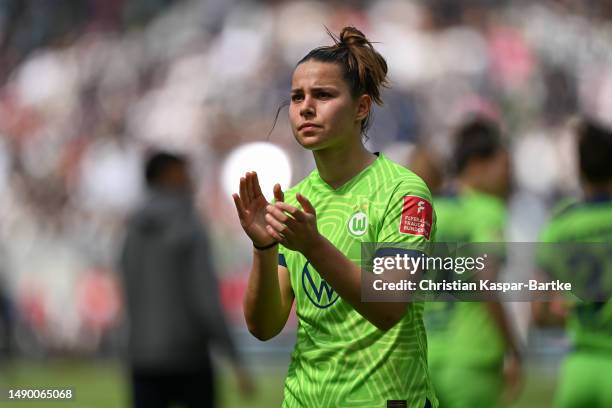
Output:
[119,151,253,408]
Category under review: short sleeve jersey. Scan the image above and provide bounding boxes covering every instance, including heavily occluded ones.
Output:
[279,153,438,408]
[425,190,507,368]
[538,195,612,353]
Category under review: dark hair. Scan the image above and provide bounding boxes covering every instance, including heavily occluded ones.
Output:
[145,152,186,187]
[453,116,503,174]
[577,118,612,183]
[297,26,389,135]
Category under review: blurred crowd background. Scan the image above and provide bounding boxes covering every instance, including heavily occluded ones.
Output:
[0,0,611,406]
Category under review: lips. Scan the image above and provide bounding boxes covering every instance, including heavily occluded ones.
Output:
[298,123,322,131]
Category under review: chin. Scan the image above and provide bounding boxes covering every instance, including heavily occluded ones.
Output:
[295,134,328,151]
[300,141,326,151]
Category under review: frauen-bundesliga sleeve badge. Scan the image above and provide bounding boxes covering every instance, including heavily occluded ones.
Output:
[399,196,433,239]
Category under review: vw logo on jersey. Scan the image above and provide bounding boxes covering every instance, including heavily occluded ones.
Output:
[347,211,368,237]
[302,262,339,309]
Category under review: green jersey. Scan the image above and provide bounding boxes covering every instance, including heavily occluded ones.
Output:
[425,189,506,368]
[538,195,612,353]
[279,153,437,408]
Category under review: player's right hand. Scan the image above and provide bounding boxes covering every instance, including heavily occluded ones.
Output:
[232,171,284,247]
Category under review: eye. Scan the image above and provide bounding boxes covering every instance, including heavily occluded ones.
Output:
[316,91,332,99]
[291,94,303,102]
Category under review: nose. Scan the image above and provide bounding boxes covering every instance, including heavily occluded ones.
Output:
[300,95,315,118]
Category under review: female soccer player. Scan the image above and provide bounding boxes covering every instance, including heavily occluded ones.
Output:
[233,27,437,408]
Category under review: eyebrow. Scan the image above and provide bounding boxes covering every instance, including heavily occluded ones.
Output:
[290,86,337,93]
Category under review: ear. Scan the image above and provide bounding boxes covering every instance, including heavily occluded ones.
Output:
[355,94,372,122]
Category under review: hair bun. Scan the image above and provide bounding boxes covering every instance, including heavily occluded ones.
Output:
[339,26,368,48]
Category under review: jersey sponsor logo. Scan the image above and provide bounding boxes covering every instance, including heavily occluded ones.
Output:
[348,211,368,237]
[302,262,339,308]
[400,196,433,239]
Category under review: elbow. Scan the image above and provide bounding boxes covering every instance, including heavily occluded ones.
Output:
[243,301,283,341]
[374,319,399,332]
[244,309,282,341]
[246,323,279,341]
[372,310,404,332]
[244,311,279,341]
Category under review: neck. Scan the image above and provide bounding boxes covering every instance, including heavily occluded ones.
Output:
[313,141,375,189]
[457,175,480,193]
[457,176,494,198]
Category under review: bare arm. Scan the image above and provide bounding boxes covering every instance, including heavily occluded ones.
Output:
[233,173,294,340]
[485,302,521,357]
[480,259,523,403]
[243,246,294,340]
[530,268,569,327]
[482,260,521,357]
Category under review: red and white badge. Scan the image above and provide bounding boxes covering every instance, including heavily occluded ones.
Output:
[399,195,433,239]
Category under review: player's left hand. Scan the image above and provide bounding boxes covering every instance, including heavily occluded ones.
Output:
[264,192,321,254]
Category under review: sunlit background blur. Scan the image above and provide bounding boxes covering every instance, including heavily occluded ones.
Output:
[0,0,611,406]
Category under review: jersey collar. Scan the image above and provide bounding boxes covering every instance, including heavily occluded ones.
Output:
[313,152,382,193]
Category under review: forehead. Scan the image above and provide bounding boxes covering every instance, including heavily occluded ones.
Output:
[291,60,345,90]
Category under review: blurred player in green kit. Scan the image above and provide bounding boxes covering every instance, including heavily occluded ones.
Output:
[533,118,612,407]
[424,117,522,407]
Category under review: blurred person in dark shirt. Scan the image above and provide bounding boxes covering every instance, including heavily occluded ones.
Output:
[120,151,253,408]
